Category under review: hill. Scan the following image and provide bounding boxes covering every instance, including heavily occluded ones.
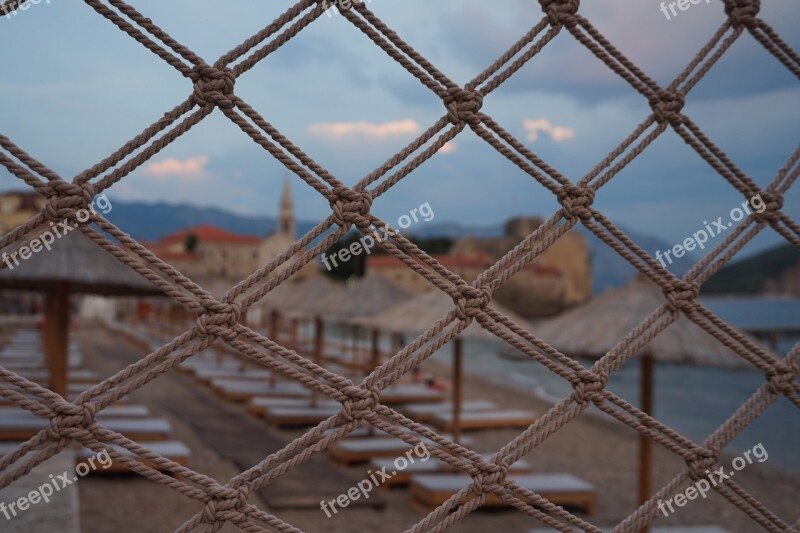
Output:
[103,198,692,294]
[702,244,800,295]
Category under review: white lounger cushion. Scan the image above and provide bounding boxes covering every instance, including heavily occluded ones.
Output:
[251,397,339,409]
[413,473,593,493]
[0,406,149,418]
[431,409,537,423]
[212,380,309,397]
[528,526,730,533]
[193,368,271,380]
[371,454,530,474]
[76,441,190,459]
[401,400,497,416]
[335,435,474,453]
[0,415,171,435]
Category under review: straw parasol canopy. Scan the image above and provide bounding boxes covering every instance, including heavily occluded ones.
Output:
[317,276,412,321]
[269,276,345,318]
[357,288,530,444]
[0,229,161,296]
[530,273,759,514]
[531,274,751,367]
[356,289,531,342]
[0,228,163,396]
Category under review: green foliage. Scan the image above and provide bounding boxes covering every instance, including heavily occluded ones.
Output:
[184,233,198,253]
[320,230,454,281]
[702,244,800,294]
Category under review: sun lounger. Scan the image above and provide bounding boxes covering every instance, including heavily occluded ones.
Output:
[0,416,172,441]
[328,435,474,466]
[370,455,531,487]
[0,369,99,384]
[192,368,272,384]
[379,385,447,405]
[211,379,310,402]
[0,382,98,397]
[400,400,497,422]
[77,441,191,472]
[410,473,595,514]
[265,406,343,428]
[0,405,149,419]
[248,397,340,418]
[0,441,190,473]
[429,409,537,431]
[528,526,730,533]
[0,356,83,369]
[179,359,244,373]
[0,394,129,406]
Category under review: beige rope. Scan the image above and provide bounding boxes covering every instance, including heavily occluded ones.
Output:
[0,0,796,531]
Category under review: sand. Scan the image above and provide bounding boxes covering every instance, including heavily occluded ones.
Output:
[10,323,794,532]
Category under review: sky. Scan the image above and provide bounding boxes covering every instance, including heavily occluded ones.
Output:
[0,0,798,258]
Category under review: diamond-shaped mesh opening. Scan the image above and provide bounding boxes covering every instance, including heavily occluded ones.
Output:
[0,0,797,531]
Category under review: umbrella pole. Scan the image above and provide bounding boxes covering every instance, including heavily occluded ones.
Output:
[311,316,323,408]
[350,324,357,367]
[269,310,280,388]
[638,353,654,526]
[44,283,69,397]
[369,329,380,436]
[453,337,462,446]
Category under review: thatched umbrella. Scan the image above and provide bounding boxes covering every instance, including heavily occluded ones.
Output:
[0,229,162,396]
[316,276,412,366]
[531,274,752,512]
[358,290,529,443]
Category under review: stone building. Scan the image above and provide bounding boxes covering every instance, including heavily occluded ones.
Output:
[0,191,44,233]
[366,216,591,318]
[145,179,314,284]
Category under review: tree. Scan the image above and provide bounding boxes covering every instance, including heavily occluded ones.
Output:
[184,233,199,253]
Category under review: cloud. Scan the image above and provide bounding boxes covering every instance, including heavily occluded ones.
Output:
[307,119,421,140]
[523,119,575,143]
[143,156,209,179]
[438,141,458,154]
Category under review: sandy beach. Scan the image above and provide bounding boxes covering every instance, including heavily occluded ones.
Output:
[67,323,799,533]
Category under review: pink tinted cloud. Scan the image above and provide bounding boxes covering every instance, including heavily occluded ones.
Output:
[143,156,209,178]
[523,119,575,143]
[308,119,420,140]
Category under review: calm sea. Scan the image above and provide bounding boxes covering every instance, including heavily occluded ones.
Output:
[428,297,800,471]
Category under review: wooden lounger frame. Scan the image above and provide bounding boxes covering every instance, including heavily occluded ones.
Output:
[410,476,595,514]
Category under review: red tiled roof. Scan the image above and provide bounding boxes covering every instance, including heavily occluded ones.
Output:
[366,252,492,270]
[366,252,561,277]
[158,252,198,262]
[523,263,561,277]
[155,225,261,246]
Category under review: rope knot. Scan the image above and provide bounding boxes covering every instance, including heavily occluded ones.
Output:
[648,90,685,125]
[201,485,249,525]
[43,180,96,222]
[47,401,96,442]
[764,361,796,395]
[196,299,241,341]
[752,191,783,224]
[540,0,580,27]
[556,184,595,222]
[724,0,760,26]
[663,280,699,314]
[569,369,607,405]
[686,446,719,481]
[472,459,509,495]
[341,385,381,422]
[453,286,492,321]
[191,63,236,110]
[443,87,484,127]
[329,187,373,228]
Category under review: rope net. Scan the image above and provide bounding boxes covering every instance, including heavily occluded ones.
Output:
[0,0,797,531]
